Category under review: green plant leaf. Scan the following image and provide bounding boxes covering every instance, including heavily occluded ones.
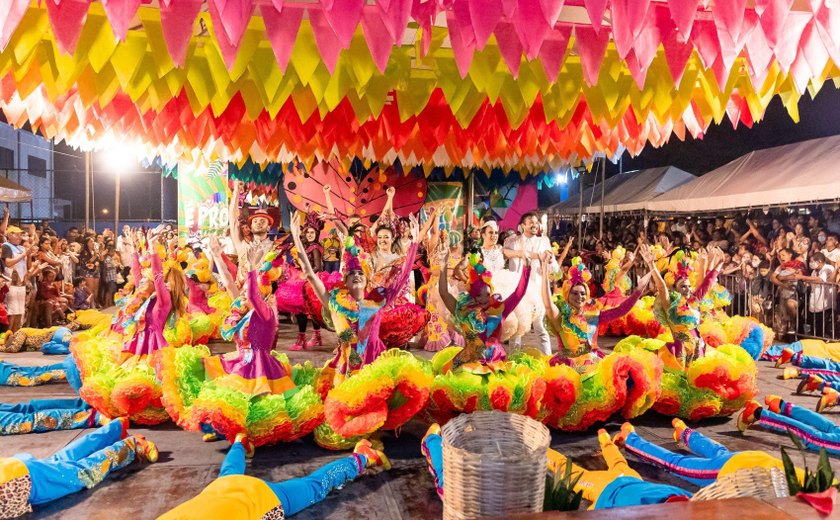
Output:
[781,447,802,495]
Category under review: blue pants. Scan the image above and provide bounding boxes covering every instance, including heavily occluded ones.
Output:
[421,433,444,498]
[763,341,802,360]
[794,354,840,384]
[218,443,366,517]
[62,354,83,392]
[0,360,66,386]
[15,420,136,505]
[623,429,734,486]
[758,401,840,455]
[1,398,95,435]
[41,341,70,355]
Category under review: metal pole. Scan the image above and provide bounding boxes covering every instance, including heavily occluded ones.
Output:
[85,152,90,231]
[599,157,605,240]
[577,171,584,245]
[114,172,120,234]
[465,171,474,231]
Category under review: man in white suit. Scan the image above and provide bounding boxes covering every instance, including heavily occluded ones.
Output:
[503,212,558,355]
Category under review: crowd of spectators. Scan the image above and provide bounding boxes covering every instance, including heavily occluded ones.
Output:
[0,212,179,333]
[543,206,840,340]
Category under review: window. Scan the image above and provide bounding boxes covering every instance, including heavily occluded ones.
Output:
[28,156,46,178]
[0,147,12,171]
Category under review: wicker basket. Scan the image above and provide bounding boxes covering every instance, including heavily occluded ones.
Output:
[441,411,550,520]
[690,467,789,502]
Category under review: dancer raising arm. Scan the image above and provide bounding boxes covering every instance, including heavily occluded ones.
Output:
[291,213,421,381]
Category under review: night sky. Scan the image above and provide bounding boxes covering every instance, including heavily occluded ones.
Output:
[540,83,840,207]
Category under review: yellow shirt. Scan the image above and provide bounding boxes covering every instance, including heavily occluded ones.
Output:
[719,451,805,482]
[157,475,283,520]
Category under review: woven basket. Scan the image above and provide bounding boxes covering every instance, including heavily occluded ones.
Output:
[441,411,550,520]
[690,467,789,502]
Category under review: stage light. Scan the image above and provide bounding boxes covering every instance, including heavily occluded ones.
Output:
[101,142,137,175]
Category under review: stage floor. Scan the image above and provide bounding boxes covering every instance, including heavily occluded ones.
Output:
[0,324,832,519]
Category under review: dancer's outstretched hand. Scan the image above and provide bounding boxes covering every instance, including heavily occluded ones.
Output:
[408,214,420,243]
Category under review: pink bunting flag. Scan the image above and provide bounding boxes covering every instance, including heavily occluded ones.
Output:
[467,0,503,50]
[689,18,721,69]
[659,8,693,83]
[321,0,365,49]
[361,9,394,73]
[539,25,572,82]
[712,0,746,43]
[208,0,256,70]
[494,20,524,77]
[44,0,92,54]
[539,0,565,27]
[633,6,666,74]
[411,0,438,56]
[744,22,773,86]
[308,7,343,73]
[208,0,255,50]
[755,0,794,48]
[512,0,552,60]
[584,0,608,33]
[447,10,476,78]
[814,1,840,71]
[101,0,142,41]
[0,0,29,51]
[160,0,202,68]
[260,3,304,72]
[667,0,701,38]
[610,0,652,60]
[798,18,828,79]
[773,10,812,73]
[377,0,412,45]
[574,24,610,85]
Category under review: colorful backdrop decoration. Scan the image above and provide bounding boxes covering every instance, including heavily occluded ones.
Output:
[0,2,838,172]
[282,159,427,224]
[177,159,229,244]
[424,182,466,233]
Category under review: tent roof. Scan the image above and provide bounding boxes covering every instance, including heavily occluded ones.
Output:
[646,135,840,214]
[0,175,31,203]
[551,166,695,215]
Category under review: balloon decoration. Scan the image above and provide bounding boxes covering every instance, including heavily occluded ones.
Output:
[0,1,838,171]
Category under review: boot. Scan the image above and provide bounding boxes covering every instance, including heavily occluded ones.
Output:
[817,388,840,413]
[289,332,306,351]
[305,330,323,349]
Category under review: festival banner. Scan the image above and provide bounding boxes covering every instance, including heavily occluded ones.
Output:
[177,160,229,245]
[424,182,464,234]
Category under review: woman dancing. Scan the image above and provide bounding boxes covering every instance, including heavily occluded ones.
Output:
[542,257,648,369]
[157,245,324,449]
[291,215,421,382]
[71,232,190,424]
[639,244,725,368]
[436,247,531,366]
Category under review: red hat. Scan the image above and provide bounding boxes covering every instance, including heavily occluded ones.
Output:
[247,209,274,227]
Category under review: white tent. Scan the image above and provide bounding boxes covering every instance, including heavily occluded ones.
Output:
[0,176,31,203]
[551,166,695,215]
[646,135,840,214]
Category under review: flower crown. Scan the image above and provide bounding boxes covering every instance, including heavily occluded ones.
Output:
[663,250,694,288]
[341,235,371,280]
[560,257,592,301]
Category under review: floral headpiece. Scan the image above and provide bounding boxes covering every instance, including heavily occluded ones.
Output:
[257,250,284,295]
[663,250,694,288]
[303,212,324,235]
[341,235,371,280]
[560,257,592,301]
[467,252,494,297]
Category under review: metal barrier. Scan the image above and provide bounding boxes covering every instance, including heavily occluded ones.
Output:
[717,273,839,342]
